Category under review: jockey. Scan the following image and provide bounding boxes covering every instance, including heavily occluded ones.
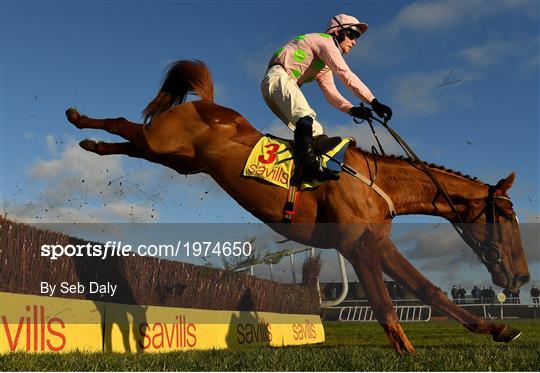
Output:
[261,14,392,181]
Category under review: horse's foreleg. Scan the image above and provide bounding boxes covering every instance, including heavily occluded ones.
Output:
[66,108,143,145]
[340,240,415,354]
[79,140,144,158]
[379,238,521,342]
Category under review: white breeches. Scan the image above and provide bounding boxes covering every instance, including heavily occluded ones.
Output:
[261,65,324,136]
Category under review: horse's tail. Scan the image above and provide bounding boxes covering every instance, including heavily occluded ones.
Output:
[142,60,214,123]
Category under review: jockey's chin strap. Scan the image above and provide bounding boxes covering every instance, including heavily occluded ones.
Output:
[365,115,505,266]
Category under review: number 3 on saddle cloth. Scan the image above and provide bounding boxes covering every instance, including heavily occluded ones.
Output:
[242,134,352,222]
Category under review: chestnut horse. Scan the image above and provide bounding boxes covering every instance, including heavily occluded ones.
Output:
[66,60,529,354]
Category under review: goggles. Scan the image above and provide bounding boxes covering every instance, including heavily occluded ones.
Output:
[344,28,362,40]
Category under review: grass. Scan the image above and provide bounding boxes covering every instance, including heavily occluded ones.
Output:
[1,320,539,371]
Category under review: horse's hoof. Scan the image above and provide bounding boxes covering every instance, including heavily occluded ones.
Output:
[493,325,522,343]
[66,108,81,125]
[79,139,96,152]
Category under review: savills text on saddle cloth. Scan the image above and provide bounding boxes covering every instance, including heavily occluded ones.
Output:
[243,136,351,189]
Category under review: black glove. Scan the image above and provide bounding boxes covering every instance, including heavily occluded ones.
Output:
[348,106,372,120]
[371,98,392,121]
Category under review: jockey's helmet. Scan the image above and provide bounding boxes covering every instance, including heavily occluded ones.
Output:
[326,14,368,39]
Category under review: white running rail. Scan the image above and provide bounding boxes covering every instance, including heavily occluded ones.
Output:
[338,305,432,322]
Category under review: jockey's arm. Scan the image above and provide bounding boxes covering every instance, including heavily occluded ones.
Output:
[316,71,353,113]
[317,42,376,106]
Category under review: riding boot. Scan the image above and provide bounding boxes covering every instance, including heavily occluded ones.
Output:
[294,116,340,181]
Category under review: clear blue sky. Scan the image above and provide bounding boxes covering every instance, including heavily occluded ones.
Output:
[1,1,538,294]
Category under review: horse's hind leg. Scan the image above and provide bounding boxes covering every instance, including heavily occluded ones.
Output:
[79,140,144,158]
[66,108,143,145]
[339,237,415,354]
[379,238,520,342]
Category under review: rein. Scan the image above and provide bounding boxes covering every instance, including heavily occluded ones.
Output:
[362,114,504,265]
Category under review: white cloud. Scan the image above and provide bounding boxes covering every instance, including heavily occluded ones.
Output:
[239,41,281,82]
[391,1,535,32]
[395,221,539,269]
[29,158,64,179]
[351,4,538,122]
[3,199,158,224]
[397,224,479,269]
[7,138,169,223]
[522,50,540,75]
[391,71,442,116]
[5,134,239,224]
[355,0,537,67]
[460,39,523,67]
[213,81,229,104]
[45,134,57,155]
[263,120,295,138]
[29,139,125,202]
[394,1,464,31]
[457,36,540,82]
[387,68,488,118]
[319,252,358,283]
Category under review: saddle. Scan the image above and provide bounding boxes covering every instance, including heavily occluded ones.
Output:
[312,135,344,157]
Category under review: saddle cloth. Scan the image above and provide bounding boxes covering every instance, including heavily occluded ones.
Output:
[243,135,352,189]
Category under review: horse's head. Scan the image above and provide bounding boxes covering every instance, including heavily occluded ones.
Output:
[462,172,529,291]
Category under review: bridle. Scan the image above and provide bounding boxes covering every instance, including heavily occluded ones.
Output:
[364,114,514,265]
[454,186,513,265]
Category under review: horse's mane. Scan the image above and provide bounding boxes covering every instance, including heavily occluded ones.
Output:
[351,146,485,184]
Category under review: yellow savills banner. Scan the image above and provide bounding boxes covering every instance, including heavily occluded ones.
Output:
[0,292,324,353]
[0,292,103,353]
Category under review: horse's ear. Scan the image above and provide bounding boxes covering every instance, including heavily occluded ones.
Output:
[496,172,516,193]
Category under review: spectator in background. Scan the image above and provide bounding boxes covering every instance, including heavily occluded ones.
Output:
[488,286,496,305]
[471,285,481,304]
[530,285,539,305]
[480,286,489,303]
[503,288,512,304]
[451,285,458,303]
[511,289,520,304]
[457,286,466,304]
